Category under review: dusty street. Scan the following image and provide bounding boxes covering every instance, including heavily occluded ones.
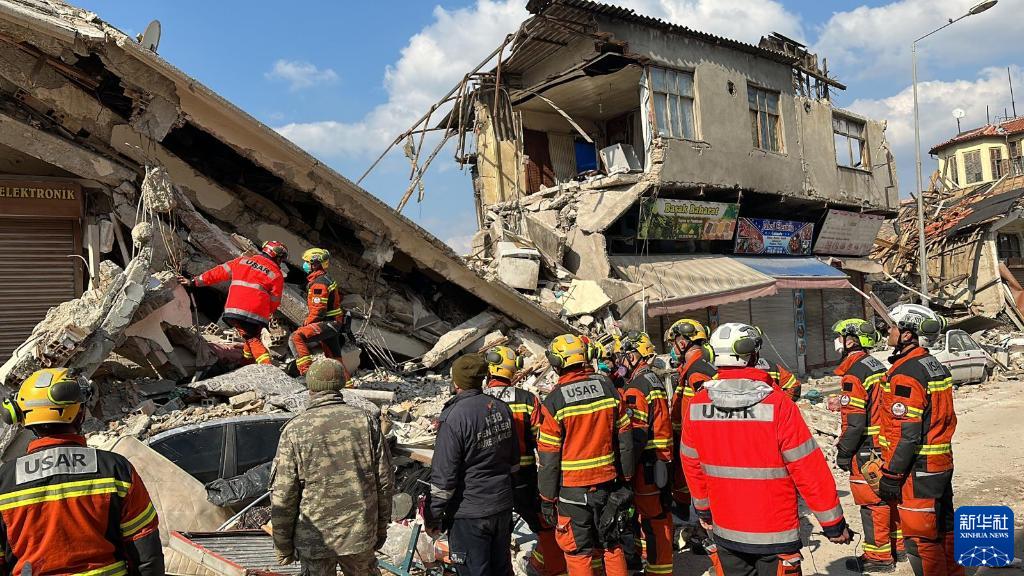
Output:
[672,376,1024,575]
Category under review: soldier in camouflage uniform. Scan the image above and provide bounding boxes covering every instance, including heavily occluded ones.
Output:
[271,358,394,575]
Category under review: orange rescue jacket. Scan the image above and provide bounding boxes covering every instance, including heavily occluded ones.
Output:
[303,270,344,325]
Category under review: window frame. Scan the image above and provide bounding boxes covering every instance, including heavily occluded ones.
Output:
[990,146,1004,179]
[648,66,698,141]
[947,154,959,185]
[747,84,783,153]
[832,113,869,171]
[964,149,984,184]
[998,232,1022,260]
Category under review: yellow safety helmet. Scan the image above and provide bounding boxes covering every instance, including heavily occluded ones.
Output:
[1,368,88,427]
[546,334,590,370]
[485,345,522,380]
[620,330,656,358]
[301,248,331,273]
[668,319,709,343]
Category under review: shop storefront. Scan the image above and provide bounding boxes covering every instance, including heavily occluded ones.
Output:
[0,177,84,362]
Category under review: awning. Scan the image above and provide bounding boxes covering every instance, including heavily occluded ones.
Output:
[819,256,883,275]
[732,257,850,289]
[609,255,778,316]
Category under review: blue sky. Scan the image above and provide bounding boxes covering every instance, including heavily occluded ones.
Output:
[78,0,1022,252]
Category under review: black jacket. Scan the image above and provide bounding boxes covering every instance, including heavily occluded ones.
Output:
[426,388,518,527]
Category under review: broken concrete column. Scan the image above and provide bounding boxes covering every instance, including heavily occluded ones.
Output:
[523,213,567,270]
[417,311,501,370]
[70,222,155,379]
[565,231,612,281]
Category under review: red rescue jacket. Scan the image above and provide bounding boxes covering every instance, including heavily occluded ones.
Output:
[681,367,846,555]
[0,435,162,576]
[194,254,284,326]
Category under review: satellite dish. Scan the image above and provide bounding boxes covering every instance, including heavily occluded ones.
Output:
[952,108,966,119]
[140,20,161,53]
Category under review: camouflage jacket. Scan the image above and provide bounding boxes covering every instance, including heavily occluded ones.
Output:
[271,391,394,559]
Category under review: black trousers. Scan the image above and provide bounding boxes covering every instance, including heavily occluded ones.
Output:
[449,510,514,576]
[717,545,802,576]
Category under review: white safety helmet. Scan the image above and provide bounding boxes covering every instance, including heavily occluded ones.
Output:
[889,304,945,339]
[709,323,763,368]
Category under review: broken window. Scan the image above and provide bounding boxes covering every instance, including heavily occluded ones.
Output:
[748,86,781,152]
[990,147,1003,179]
[947,155,959,185]
[999,233,1022,260]
[650,67,696,140]
[964,150,983,184]
[832,115,867,169]
[1010,140,1024,176]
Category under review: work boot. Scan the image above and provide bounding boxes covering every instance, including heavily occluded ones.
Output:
[846,555,897,573]
[895,551,908,563]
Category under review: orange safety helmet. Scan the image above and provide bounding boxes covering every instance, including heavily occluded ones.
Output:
[1,368,89,427]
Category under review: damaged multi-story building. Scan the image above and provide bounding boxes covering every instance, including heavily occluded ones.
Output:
[0,0,571,383]
[450,0,900,374]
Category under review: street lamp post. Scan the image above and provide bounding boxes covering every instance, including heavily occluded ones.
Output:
[912,0,997,303]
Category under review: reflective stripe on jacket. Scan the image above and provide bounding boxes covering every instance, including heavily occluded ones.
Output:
[0,435,162,576]
[303,270,344,325]
[882,347,956,476]
[193,254,284,326]
[623,364,673,462]
[484,382,541,467]
[681,367,846,555]
[537,369,634,499]
[671,353,717,434]
[835,351,888,460]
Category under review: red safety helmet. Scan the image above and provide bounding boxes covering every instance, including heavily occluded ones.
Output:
[261,240,288,261]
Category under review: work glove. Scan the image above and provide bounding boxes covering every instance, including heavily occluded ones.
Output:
[541,500,558,528]
[276,549,295,566]
[835,454,852,472]
[177,275,193,288]
[878,474,903,502]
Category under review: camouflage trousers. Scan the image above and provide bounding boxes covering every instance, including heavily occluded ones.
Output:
[300,549,380,576]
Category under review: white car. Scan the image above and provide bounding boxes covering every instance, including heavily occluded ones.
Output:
[871,329,992,385]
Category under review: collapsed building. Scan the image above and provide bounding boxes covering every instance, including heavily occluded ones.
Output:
[0,0,573,388]
[402,0,900,374]
[874,113,1024,326]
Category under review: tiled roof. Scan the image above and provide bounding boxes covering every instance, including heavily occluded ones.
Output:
[929,117,1024,154]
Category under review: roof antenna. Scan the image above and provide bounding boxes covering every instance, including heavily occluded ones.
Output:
[1009,66,1017,118]
[987,105,991,124]
[953,108,965,133]
[139,20,161,53]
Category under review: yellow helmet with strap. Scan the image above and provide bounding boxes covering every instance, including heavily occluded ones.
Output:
[620,330,656,358]
[667,319,709,343]
[546,334,590,370]
[484,345,522,380]
[1,368,88,427]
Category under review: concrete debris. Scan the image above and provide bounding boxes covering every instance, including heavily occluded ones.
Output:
[187,364,305,412]
[558,279,612,317]
[141,166,178,214]
[415,311,502,370]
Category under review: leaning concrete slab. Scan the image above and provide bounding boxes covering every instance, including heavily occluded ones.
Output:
[419,311,501,369]
[576,181,650,233]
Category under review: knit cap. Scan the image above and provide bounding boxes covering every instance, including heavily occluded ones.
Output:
[451,353,488,390]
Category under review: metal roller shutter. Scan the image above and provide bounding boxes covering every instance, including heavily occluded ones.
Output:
[751,290,798,373]
[0,218,78,363]
[804,289,827,369]
[823,285,865,367]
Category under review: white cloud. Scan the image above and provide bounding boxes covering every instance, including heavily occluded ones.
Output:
[624,0,803,44]
[814,0,1018,82]
[847,66,1020,192]
[277,0,529,158]
[266,59,339,91]
[275,0,802,159]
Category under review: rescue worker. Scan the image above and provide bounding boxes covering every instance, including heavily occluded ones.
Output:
[289,248,349,376]
[182,241,287,365]
[618,331,673,576]
[665,319,717,516]
[271,358,393,575]
[833,319,904,573]
[0,368,164,575]
[482,346,566,576]
[426,353,518,576]
[879,305,961,576]
[759,354,801,401]
[683,323,852,576]
[537,334,636,576]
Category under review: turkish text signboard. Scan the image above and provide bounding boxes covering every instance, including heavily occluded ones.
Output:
[734,217,814,255]
[638,199,738,241]
[0,178,83,219]
[813,209,885,256]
